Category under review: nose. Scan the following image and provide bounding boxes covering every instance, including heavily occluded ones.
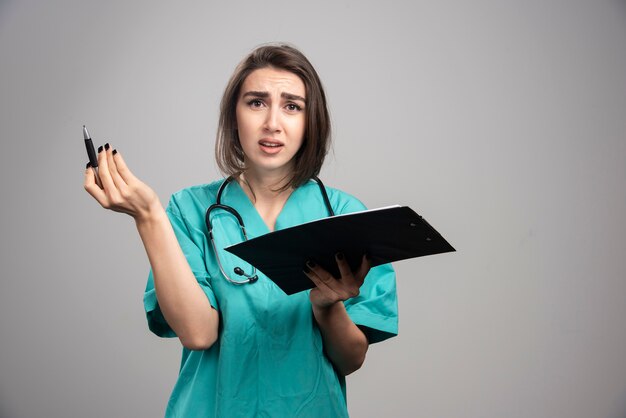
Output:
[263,105,281,133]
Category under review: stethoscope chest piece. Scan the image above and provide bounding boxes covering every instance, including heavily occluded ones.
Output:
[206,198,258,285]
[206,176,334,286]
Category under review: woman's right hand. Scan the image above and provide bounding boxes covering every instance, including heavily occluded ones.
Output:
[84,143,163,224]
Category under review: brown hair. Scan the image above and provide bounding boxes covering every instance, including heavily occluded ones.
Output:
[215,43,331,190]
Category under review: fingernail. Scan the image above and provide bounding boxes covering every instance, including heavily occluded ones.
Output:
[112,149,118,155]
[303,265,311,274]
[336,252,344,260]
[98,145,103,153]
[86,162,91,169]
[365,253,371,261]
[306,260,316,269]
[104,143,110,151]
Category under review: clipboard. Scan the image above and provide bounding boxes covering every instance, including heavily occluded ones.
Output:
[225,205,455,295]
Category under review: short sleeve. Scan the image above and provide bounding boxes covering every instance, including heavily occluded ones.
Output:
[344,263,398,344]
[333,191,399,344]
[143,197,218,338]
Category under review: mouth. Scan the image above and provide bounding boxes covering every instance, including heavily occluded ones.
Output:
[258,139,284,148]
[258,139,284,154]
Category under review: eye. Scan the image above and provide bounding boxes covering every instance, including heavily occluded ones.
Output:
[247,99,264,108]
[285,103,303,112]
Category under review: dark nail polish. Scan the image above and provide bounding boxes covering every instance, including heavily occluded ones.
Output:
[336,252,344,260]
[303,265,310,274]
[104,143,110,151]
[98,145,103,153]
[365,253,371,261]
[112,149,117,155]
[86,162,91,169]
[306,260,316,269]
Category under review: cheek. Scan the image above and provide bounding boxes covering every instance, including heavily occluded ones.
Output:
[290,116,306,140]
[236,114,256,144]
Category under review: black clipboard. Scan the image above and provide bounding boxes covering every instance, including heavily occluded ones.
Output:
[225,205,455,295]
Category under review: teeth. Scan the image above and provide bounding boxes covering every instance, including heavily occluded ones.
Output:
[260,142,281,147]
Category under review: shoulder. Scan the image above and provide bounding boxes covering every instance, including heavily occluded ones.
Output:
[321,183,368,215]
[167,179,226,218]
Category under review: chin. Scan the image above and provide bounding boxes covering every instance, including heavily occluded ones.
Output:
[248,157,295,173]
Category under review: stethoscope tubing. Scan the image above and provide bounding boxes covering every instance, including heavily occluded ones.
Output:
[205,176,334,285]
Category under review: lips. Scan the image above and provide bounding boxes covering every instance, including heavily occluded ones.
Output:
[258,139,284,147]
[258,139,284,155]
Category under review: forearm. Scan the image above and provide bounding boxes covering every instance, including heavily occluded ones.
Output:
[136,205,218,350]
[312,301,368,376]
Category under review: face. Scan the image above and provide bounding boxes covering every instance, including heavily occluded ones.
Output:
[236,67,306,177]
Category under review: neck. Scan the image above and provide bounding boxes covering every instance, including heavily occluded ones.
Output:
[237,168,292,203]
[237,169,295,232]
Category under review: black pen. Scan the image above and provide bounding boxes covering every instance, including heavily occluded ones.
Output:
[83,125,103,188]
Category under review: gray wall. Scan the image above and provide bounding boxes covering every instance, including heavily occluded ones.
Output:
[1,1,625,417]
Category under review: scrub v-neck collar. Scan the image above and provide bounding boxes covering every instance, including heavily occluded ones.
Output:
[223,179,303,236]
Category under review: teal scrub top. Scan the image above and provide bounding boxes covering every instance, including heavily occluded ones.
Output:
[144,179,398,418]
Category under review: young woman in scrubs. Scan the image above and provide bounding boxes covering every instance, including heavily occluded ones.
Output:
[84,44,398,417]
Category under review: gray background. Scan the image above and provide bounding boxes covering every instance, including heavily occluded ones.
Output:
[1,0,625,417]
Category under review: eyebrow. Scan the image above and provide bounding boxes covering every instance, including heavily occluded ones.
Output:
[242,91,306,103]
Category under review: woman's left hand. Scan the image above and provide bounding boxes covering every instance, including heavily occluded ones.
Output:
[304,253,371,309]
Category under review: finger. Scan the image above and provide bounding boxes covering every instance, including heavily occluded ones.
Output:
[305,260,334,285]
[304,268,329,290]
[84,162,109,206]
[334,252,352,279]
[111,149,138,184]
[334,253,365,297]
[98,143,127,205]
[306,260,353,297]
[304,267,339,300]
[305,261,357,302]
[105,145,128,190]
[354,254,372,285]
[96,144,115,192]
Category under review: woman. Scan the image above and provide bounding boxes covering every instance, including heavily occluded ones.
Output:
[84,44,398,417]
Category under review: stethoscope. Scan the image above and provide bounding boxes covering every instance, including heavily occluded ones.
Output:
[205,176,335,285]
